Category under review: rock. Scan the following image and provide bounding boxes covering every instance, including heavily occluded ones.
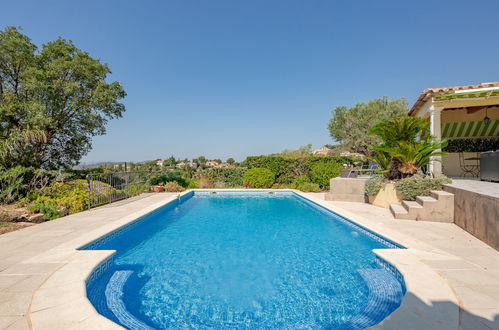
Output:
[0,209,24,222]
[58,206,69,217]
[22,213,45,223]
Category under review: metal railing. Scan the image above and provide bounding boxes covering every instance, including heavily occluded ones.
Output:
[86,172,161,209]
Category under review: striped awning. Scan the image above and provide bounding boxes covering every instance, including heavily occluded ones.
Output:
[442,120,499,139]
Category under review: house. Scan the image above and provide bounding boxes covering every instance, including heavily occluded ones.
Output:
[155,159,164,167]
[215,163,234,168]
[409,82,499,176]
[339,151,365,159]
[312,146,331,156]
[205,161,219,167]
[176,162,197,169]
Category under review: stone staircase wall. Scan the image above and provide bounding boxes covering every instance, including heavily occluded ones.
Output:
[389,190,454,222]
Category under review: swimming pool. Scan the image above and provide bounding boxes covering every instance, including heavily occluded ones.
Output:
[83,191,405,329]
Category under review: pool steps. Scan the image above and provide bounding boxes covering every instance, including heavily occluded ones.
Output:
[105,270,154,330]
[389,190,454,222]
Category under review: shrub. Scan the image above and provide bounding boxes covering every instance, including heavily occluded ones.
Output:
[365,174,387,196]
[309,162,342,189]
[187,180,199,189]
[295,181,321,192]
[195,168,247,188]
[27,198,60,220]
[164,181,185,192]
[0,166,55,204]
[23,180,90,219]
[395,174,452,201]
[196,177,214,189]
[124,183,150,197]
[243,168,275,188]
[149,171,188,187]
[244,155,357,184]
[444,137,499,153]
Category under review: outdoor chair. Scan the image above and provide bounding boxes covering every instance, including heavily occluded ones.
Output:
[458,152,479,177]
[347,162,381,178]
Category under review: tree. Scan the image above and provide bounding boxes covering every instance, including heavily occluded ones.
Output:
[226,157,235,164]
[327,97,407,155]
[163,155,177,166]
[368,117,447,179]
[280,144,312,157]
[0,26,126,169]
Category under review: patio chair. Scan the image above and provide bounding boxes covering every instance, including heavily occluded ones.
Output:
[458,152,479,177]
[347,162,380,178]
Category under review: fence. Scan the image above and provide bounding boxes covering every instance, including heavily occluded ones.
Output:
[86,172,161,209]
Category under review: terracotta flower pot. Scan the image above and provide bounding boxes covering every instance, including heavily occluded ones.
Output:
[150,185,165,192]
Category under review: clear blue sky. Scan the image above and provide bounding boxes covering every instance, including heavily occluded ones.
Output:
[2,1,498,162]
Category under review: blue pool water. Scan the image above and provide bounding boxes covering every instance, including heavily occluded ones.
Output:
[84,191,405,329]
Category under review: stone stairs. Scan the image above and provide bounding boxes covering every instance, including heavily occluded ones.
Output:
[389,190,454,222]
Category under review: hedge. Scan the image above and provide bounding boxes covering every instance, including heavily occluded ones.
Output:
[243,155,358,185]
[195,167,247,188]
[243,168,275,188]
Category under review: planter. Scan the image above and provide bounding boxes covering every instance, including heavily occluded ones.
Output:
[340,169,357,178]
[150,185,165,192]
[367,183,402,208]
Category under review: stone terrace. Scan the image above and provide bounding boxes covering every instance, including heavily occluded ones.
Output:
[0,191,498,329]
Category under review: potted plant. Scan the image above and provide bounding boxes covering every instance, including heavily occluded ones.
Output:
[150,183,165,192]
[364,117,448,208]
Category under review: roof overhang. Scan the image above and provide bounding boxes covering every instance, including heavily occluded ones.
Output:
[409,82,499,116]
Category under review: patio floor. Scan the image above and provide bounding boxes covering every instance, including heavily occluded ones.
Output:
[0,191,498,329]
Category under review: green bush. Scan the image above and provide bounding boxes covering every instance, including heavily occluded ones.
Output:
[0,166,55,204]
[365,175,387,196]
[124,183,150,197]
[23,180,90,219]
[395,174,452,201]
[243,168,275,188]
[164,181,185,192]
[309,162,342,189]
[284,175,317,191]
[195,167,247,188]
[244,155,356,184]
[27,198,60,220]
[149,171,188,187]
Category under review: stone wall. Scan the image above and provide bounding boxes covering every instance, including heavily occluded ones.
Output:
[443,184,499,250]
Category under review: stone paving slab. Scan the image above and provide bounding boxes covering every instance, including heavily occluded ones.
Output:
[0,190,498,329]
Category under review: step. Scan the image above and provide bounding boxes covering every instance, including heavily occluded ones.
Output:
[430,190,454,200]
[416,196,437,207]
[402,200,424,211]
[390,204,410,219]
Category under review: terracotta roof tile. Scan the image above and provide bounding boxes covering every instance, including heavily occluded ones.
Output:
[409,82,499,115]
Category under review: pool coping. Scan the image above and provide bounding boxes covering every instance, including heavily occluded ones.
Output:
[27,189,460,329]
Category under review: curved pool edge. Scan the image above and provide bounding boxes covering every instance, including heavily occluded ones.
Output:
[27,189,460,329]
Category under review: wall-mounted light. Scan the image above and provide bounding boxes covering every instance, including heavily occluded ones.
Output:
[483,107,490,124]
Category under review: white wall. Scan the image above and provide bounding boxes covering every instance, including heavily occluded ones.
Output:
[442,152,480,177]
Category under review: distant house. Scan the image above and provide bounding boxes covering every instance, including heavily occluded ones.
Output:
[312,146,331,156]
[156,159,164,167]
[339,151,365,159]
[205,161,219,167]
[176,162,197,169]
[215,163,234,168]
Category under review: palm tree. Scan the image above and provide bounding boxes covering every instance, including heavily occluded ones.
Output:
[379,140,448,177]
[368,117,446,179]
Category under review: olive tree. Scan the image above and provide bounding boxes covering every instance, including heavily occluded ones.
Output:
[0,26,126,169]
[327,97,407,155]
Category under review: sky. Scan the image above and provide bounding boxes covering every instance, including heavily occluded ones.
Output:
[1,0,498,162]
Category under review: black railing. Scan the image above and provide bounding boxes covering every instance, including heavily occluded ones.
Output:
[86,172,160,209]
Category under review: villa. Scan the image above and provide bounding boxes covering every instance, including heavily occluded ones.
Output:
[205,160,220,167]
[312,146,332,156]
[409,81,499,176]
